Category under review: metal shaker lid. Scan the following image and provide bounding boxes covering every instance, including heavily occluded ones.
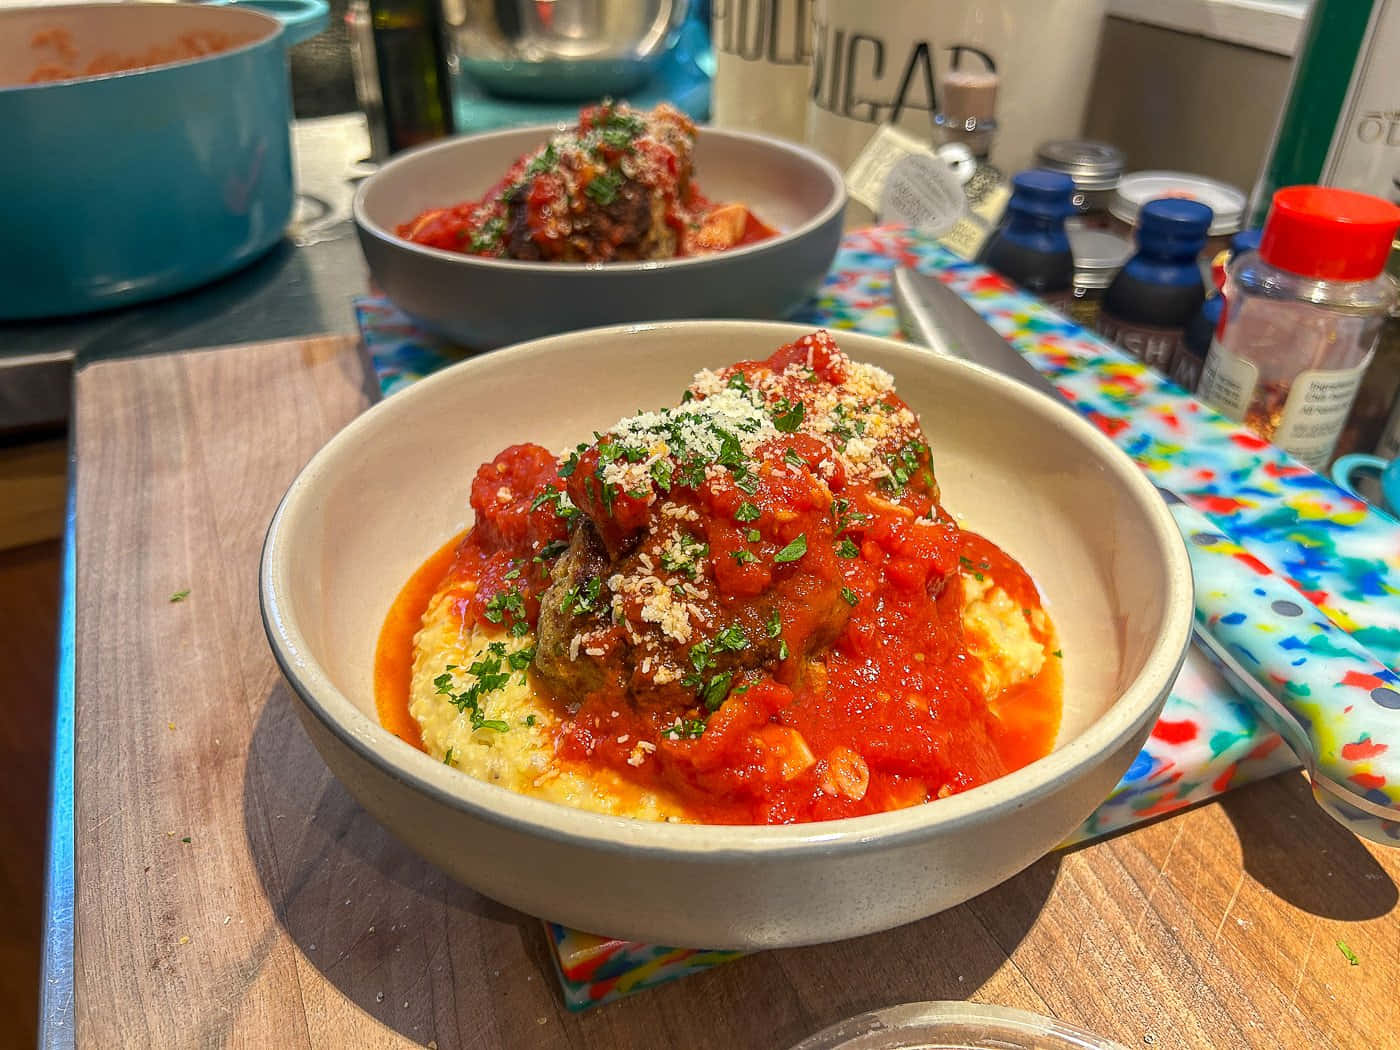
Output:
[1034,140,1125,192]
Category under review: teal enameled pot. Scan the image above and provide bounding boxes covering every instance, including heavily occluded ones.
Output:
[0,0,326,320]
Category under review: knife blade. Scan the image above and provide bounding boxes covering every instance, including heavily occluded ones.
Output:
[892,266,1400,842]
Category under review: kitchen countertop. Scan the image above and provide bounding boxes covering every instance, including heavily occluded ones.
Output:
[49,330,1400,1050]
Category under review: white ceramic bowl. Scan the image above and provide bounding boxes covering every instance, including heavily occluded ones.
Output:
[260,321,1192,949]
[352,125,846,349]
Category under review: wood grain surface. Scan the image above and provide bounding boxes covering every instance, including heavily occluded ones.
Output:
[73,337,1400,1050]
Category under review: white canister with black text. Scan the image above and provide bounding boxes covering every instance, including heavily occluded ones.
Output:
[711,0,813,143]
[805,0,1108,176]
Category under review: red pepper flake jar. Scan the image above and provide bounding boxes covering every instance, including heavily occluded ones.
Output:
[1198,186,1400,471]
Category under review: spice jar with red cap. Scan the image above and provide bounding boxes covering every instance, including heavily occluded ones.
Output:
[1198,186,1400,471]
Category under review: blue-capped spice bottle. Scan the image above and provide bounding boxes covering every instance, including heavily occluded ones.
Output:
[976,170,1076,309]
[1171,228,1262,393]
[1096,198,1214,372]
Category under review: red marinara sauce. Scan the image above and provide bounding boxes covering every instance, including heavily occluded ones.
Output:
[374,334,1062,825]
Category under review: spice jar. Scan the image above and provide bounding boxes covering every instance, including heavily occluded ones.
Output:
[1066,227,1131,329]
[1198,186,1400,471]
[1034,139,1124,225]
[1096,198,1213,372]
[1110,171,1245,260]
[976,169,1076,309]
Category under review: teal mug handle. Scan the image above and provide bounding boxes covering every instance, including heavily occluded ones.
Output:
[1331,453,1400,522]
[222,0,330,46]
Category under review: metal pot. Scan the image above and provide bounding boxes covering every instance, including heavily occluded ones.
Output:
[0,0,327,321]
[443,0,688,101]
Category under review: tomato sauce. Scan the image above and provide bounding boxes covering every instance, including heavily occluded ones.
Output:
[373,332,1062,825]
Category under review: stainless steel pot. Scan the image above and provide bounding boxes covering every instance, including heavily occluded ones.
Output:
[443,0,688,101]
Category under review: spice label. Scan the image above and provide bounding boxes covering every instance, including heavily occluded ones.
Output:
[938,181,1011,261]
[844,123,939,214]
[1275,363,1369,471]
[878,153,967,236]
[1198,341,1258,422]
[1096,316,1182,371]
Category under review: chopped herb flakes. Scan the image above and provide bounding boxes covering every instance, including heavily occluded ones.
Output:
[433,643,528,733]
[836,538,860,559]
[443,747,455,765]
[766,608,782,638]
[169,589,190,603]
[701,671,734,710]
[561,577,603,617]
[661,533,709,578]
[1337,940,1359,966]
[731,549,759,565]
[771,398,805,432]
[774,534,808,563]
[735,501,761,522]
[661,718,706,740]
[715,625,748,651]
[840,587,859,606]
[584,169,624,205]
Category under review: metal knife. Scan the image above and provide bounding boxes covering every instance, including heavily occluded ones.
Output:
[893,266,1400,844]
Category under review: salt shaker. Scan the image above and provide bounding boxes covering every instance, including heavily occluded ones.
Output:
[1198,186,1400,471]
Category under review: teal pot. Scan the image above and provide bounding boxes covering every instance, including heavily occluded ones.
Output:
[0,0,327,320]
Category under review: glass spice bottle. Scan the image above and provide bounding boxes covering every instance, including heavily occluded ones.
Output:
[976,169,1076,309]
[1198,186,1400,471]
[1096,198,1213,372]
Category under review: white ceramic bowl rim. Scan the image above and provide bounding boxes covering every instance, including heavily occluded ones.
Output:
[0,3,282,95]
[351,123,848,275]
[260,321,1193,861]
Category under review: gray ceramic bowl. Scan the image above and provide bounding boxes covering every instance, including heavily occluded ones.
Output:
[352,125,846,348]
[260,321,1193,950]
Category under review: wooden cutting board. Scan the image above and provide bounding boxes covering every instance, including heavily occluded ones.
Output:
[72,336,1400,1049]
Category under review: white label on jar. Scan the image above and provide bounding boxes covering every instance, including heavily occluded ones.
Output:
[1322,0,1400,202]
[844,123,938,213]
[1198,339,1258,422]
[1275,363,1369,471]
[878,153,967,236]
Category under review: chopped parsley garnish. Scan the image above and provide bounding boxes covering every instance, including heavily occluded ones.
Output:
[169,589,190,603]
[560,576,603,617]
[766,608,782,638]
[958,555,985,582]
[484,587,527,628]
[1337,940,1359,966]
[731,549,759,565]
[771,398,805,432]
[882,440,932,496]
[715,624,748,651]
[735,501,761,522]
[585,169,625,205]
[530,487,579,522]
[524,714,537,727]
[432,644,515,732]
[688,640,716,674]
[727,371,751,393]
[784,448,804,469]
[525,142,558,176]
[535,539,569,563]
[746,528,762,542]
[443,747,455,765]
[661,718,707,740]
[701,671,734,710]
[840,586,859,606]
[831,497,871,534]
[836,538,860,558]
[650,459,674,492]
[661,533,708,579]
[773,534,808,563]
[733,470,761,495]
[778,639,790,660]
[1052,649,1063,658]
[468,216,506,253]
